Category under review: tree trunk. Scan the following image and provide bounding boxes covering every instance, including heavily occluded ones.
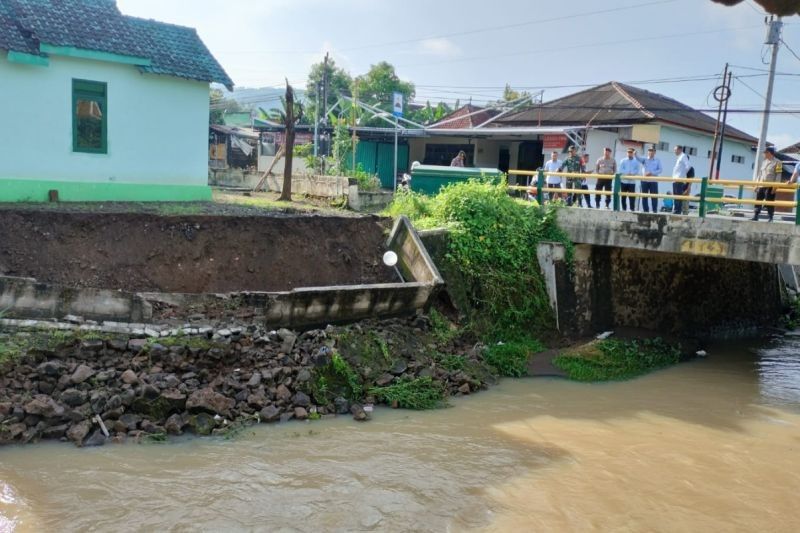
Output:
[279,80,295,202]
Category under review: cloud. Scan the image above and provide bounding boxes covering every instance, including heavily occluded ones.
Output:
[416,38,462,58]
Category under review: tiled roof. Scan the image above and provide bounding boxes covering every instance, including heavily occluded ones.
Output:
[0,0,233,89]
[499,82,756,143]
[430,104,500,129]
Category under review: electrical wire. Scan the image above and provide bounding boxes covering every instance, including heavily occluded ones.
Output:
[216,0,677,56]
[394,25,764,69]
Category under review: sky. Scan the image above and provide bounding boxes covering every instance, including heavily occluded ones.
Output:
[117,0,800,149]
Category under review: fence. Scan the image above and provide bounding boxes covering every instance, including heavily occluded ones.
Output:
[508,170,800,225]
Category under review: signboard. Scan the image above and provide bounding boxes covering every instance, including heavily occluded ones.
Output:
[543,134,567,150]
[392,92,403,118]
[680,238,729,257]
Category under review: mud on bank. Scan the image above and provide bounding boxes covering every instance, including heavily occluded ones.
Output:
[0,211,395,293]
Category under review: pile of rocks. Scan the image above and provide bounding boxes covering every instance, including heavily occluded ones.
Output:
[0,317,490,447]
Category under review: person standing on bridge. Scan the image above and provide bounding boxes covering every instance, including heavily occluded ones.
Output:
[618,148,642,211]
[543,151,563,202]
[752,146,783,222]
[672,146,691,214]
[594,148,616,209]
[559,146,585,206]
[636,146,663,213]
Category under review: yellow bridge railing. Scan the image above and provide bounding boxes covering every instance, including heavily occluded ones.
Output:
[507,170,800,223]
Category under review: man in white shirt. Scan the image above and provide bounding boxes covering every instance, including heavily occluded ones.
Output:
[672,145,691,214]
[543,151,562,202]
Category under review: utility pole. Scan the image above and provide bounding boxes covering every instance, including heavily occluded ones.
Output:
[313,81,320,159]
[753,16,783,180]
[714,69,733,180]
[709,64,732,180]
[321,52,330,174]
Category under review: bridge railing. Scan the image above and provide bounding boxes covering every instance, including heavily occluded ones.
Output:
[507,170,800,225]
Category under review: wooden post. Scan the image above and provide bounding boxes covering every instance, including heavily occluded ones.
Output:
[279,80,295,202]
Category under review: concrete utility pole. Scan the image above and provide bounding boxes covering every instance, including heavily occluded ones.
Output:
[753,16,783,180]
[313,81,320,159]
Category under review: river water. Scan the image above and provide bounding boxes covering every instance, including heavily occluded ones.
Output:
[2,335,800,532]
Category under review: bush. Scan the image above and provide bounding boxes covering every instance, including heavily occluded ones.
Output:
[553,338,682,382]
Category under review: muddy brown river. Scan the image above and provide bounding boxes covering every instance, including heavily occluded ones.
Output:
[2,335,799,532]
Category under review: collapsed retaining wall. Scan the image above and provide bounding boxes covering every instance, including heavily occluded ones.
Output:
[0,212,442,329]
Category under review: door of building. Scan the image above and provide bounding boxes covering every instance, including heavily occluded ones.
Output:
[498,148,510,173]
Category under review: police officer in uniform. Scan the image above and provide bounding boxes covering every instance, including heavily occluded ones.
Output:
[752,146,783,222]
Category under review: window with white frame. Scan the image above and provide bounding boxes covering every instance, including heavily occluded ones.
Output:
[731,155,745,164]
[657,141,669,151]
[685,146,698,156]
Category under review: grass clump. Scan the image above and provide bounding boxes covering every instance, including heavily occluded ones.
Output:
[483,338,545,377]
[554,338,681,382]
[369,377,446,410]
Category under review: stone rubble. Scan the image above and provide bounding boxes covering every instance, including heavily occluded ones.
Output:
[0,315,491,447]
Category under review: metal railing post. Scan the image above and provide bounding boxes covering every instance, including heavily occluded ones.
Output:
[536,170,545,206]
[699,176,709,218]
[613,174,621,212]
[795,186,800,226]
[738,185,744,200]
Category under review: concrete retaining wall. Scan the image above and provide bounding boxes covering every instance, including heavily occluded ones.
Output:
[0,217,442,329]
[552,244,782,339]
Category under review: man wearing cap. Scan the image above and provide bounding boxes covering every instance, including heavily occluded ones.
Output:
[594,147,617,209]
[618,147,643,211]
[559,146,585,206]
[752,146,783,222]
[636,146,663,213]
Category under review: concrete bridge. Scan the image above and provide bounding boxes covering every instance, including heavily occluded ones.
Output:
[528,209,796,339]
[556,209,800,266]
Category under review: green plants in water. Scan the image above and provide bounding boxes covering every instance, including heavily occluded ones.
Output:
[553,338,682,382]
[369,376,446,410]
[483,338,545,378]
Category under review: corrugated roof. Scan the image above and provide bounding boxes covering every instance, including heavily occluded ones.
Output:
[499,82,756,143]
[0,0,233,89]
[430,104,500,129]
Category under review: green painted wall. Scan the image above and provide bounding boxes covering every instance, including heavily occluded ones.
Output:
[0,178,211,202]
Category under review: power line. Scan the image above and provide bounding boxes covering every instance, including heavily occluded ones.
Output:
[781,39,800,65]
[733,75,800,122]
[216,0,677,56]
[395,24,764,69]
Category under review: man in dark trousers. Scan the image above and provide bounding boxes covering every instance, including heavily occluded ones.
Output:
[752,146,783,222]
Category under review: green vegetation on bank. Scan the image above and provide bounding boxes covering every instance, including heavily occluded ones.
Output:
[553,338,682,382]
[369,377,446,410]
[384,180,570,375]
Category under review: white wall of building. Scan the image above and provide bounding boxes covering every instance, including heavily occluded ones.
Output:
[0,54,210,185]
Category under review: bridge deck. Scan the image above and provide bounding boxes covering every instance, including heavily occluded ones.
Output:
[556,209,800,266]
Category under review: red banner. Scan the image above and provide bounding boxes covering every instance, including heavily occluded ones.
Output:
[543,134,567,150]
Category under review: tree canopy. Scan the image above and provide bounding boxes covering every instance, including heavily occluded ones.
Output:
[711,0,800,16]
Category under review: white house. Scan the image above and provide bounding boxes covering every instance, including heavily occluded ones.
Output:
[408,82,759,198]
[0,0,233,202]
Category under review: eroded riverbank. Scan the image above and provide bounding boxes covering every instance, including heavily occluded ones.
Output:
[1,335,799,532]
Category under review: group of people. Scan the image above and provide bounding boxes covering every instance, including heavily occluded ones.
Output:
[541,145,696,214]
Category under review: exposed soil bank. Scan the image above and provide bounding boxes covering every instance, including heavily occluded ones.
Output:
[0,211,395,293]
